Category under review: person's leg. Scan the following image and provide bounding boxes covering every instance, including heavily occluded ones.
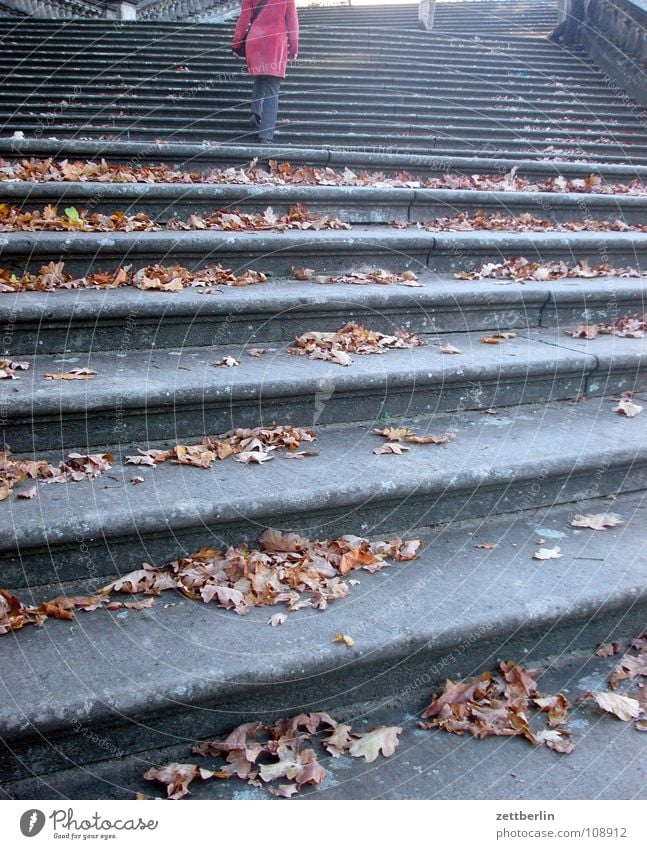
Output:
[258,76,281,142]
[250,75,263,128]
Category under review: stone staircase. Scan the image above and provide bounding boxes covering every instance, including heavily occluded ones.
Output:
[0,0,646,800]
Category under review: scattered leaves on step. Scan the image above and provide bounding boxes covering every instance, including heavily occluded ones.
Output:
[212,356,240,368]
[586,691,641,722]
[289,322,423,366]
[0,261,267,293]
[532,546,561,561]
[101,529,421,621]
[168,204,350,232]
[297,268,422,288]
[0,358,30,379]
[43,367,96,381]
[457,257,645,282]
[145,709,401,799]
[333,633,355,648]
[0,203,157,232]
[411,211,647,234]
[125,426,317,470]
[0,588,124,635]
[5,158,645,197]
[1,448,112,502]
[614,397,643,417]
[570,513,624,530]
[420,661,574,753]
[565,315,645,340]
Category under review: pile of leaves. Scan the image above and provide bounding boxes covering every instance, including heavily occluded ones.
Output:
[419,661,575,754]
[144,713,403,799]
[167,204,350,232]
[0,261,267,293]
[0,203,157,232]
[373,426,454,455]
[456,258,645,282]
[289,322,424,367]
[292,267,423,287]
[565,314,645,340]
[0,448,112,501]
[103,528,421,619]
[4,157,645,196]
[396,211,647,234]
[125,426,317,469]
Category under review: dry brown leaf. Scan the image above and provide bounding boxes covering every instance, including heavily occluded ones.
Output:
[43,367,96,381]
[212,356,240,368]
[373,443,410,455]
[588,691,641,721]
[614,398,643,417]
[143,763,214,799]
[247,348,268,357]
[333,633,355,648]
[439,344,463,355]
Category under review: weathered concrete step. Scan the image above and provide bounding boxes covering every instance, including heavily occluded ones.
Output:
[0,489,643,788]
[5,183,646,226]
[6,645,645,801]
[7,96,642,131]
[2,275,643,356]
[5,329,646,451]
[1,392,646,590]
[7,324,647,447]
[4,139,646,182]
[2,228,646,278]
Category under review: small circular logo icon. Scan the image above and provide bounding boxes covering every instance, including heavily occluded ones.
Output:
[20,810,45,838]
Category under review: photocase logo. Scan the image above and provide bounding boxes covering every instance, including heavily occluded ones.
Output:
[20,810,45,838]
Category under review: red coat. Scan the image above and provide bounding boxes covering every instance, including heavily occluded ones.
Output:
[233,0,299,79]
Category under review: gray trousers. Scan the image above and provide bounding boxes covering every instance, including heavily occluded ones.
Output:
[251,75,282,142]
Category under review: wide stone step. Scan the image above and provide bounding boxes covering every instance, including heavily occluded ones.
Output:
[5,182,647,226]
[1,489,642,792]
[0,392,645,589]
[3,275,643,356]
[4,139,646,182]
[3,328,646,452]
[2,228,646,277]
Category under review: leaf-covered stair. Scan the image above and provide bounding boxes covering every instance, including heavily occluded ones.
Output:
[0,0,646,800]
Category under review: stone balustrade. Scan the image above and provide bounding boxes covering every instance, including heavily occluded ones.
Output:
[0,0,104,15]
[553,0,647,107]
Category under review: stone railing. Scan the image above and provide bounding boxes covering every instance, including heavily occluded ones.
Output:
[138,0,239,20]
[0,0,105,15]
[552,0,647,107]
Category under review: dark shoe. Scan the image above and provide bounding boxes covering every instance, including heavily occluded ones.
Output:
[250,113,261,130]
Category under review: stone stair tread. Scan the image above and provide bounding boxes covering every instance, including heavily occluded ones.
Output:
[0,490,643,762]
[1,394,645,577]
[3,329,614,418]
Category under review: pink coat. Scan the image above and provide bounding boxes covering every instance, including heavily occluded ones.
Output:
[233,0,299,79]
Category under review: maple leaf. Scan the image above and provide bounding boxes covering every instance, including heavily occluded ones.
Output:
[536,727,576,754]
[570,513,624,530]
[587,691,641,721]
[349,726,402,762]
[373,426,412,441]
[406,433,454,445]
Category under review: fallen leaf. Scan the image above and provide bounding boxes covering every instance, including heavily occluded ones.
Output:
[614,398,643,417]
[570,513,624,530]
[333,633,355,648]
[475,543,495,550]
[588,691,641,721]
[268,612,287,627]
[247,348,268,357]
[373,443,410,455]
[349,726,402,762]
[17,485,38,499]
[212,356,240,368]
[234,450,275,464]
[533,546,561,560]
[143,763,214,799]
[43,367,96,380]
[439,344,463,354]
